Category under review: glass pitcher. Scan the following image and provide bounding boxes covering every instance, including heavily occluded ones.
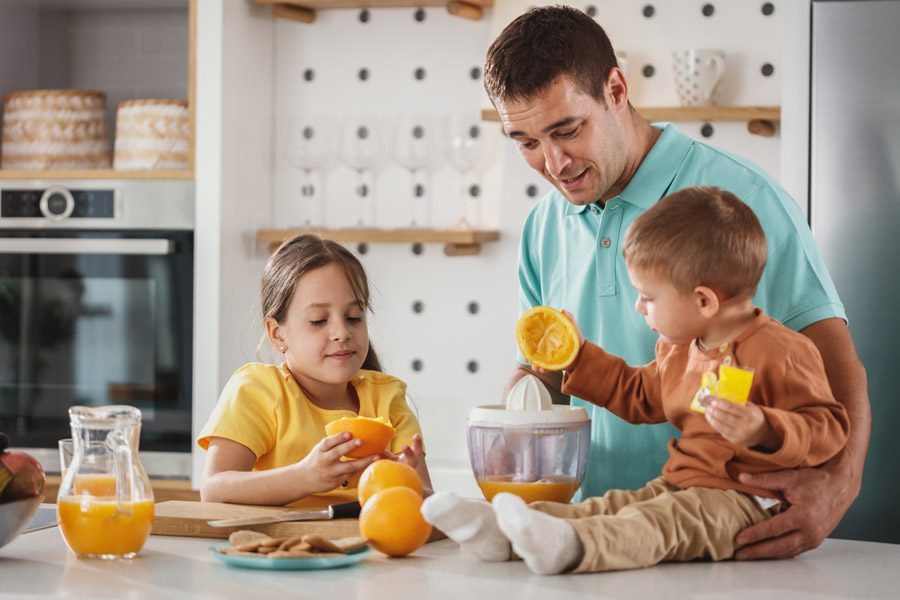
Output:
[56,405,154,559]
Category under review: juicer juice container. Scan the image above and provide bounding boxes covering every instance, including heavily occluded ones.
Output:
[467,375,590,504]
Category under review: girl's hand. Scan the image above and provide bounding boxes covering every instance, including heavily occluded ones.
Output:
[705,399,779,450]
[378,434,425,469]
[297,432,376,494]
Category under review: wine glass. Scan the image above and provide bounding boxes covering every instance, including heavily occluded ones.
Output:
[392,114,435,228]
[445,111,488,228]
[339,115,385,227]
[285,116,335,227]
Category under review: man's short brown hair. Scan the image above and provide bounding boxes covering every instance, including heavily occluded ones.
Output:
[484,5,619,106]
[622,186,768,300]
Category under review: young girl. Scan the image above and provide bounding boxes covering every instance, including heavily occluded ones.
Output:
[198,234,431,508]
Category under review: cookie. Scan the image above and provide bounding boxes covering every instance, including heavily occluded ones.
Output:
[228,530,270,546]
[301,534,344,553]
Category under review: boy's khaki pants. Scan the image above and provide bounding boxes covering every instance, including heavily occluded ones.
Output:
[531,476,780,573]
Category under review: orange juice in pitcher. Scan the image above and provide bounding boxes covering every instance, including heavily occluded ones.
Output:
[58,496,154,557]
[56,405,154,559]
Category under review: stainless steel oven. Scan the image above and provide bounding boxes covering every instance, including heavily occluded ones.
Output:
[0,179,193,477]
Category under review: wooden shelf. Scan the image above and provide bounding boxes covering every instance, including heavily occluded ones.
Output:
[0,169,194,180]
[254,0,493,23]
[258,227,500,256]
[482,106,781,137]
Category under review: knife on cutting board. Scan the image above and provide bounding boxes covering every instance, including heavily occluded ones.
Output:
[207,500,361,528]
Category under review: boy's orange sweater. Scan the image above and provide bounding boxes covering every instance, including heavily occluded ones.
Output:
[562,309,850,501]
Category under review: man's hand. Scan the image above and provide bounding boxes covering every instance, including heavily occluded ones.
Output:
[734,454,859,560]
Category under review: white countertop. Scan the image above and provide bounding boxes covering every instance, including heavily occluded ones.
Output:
[1,520,899,599]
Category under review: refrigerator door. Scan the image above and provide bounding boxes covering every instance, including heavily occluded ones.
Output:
[811,0,900,543]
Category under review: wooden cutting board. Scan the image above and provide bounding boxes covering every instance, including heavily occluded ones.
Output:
[151,501,361,540]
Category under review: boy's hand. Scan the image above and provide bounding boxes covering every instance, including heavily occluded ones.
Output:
[705,398,779,449]
[298,432,376,494]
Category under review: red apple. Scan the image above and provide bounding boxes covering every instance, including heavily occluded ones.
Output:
[0,432,46,502]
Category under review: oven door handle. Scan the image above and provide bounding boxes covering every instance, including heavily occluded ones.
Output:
[0,238,173,255]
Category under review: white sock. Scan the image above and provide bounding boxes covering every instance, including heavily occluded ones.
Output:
[493,492,583,575]
[420,490,511,561]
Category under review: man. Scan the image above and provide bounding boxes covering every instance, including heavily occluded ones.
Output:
[486,6,869,561]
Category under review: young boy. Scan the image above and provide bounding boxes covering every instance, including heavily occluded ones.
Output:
[422,186,851,574]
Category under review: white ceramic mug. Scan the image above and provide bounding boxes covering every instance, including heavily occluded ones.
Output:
[672,49,726,106]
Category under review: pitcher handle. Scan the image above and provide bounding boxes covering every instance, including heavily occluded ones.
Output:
[107,431,135,515]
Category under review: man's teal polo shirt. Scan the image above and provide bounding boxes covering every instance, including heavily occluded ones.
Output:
[517,123,845,499]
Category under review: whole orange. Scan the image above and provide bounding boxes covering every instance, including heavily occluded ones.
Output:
[358,460,423,507]
[324,416,395,458]
[359,487,432,557]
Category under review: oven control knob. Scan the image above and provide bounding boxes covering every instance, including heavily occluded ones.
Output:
[39,186,75,220]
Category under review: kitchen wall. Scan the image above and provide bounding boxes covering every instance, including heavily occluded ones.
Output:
[196,0,786,495]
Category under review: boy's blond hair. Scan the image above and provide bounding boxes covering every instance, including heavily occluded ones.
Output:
[622,186,767,300]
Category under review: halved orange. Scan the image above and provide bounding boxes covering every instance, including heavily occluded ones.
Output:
[516,306,580,370]
[324,416,395,458]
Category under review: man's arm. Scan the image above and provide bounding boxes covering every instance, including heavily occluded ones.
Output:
[735,317,870,559]
[503,363,570,405]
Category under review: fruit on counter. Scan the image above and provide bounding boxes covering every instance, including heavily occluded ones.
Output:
[516,306,580,370]
[358,459,423,507]
[0,432,46,502]
[324,416,395,458]
[359,486,432,557]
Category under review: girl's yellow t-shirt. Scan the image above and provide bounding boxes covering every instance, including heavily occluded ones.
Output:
[197,363,424,508]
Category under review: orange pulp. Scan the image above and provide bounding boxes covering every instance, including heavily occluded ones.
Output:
[476,475,581,503]
[57,496,154,557]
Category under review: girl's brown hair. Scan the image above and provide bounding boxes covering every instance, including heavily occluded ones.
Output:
[260,234,382,372]
[622,186,768,301]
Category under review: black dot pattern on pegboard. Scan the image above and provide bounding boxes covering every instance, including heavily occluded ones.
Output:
[467,301,479,315]
[358,68,369,81]
[467,360,479,374]
[412,300,424,314]
[701,123,714,138]
[761,2,775,16]
[468,184,480,198]
[303,68,315,82]
[357,243,368,255]
[526,184,539,197]
[761,63,775,77]
[414,67,426,81]
[642,64,655,78]
[470,66,482,80]
[412,242,424,255]
[414,8,426,22]
[702,3,715,17]
[642,4,655,18]
[414,183,425,197]
[585,5,597,17]
[412,359,423,372]
[359,9,370,23]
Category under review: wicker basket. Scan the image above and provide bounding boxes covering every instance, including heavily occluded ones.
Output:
[1,89,112,169]
[113,99,190,170]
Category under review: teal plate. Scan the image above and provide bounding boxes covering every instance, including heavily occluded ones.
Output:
[210,542,371,570]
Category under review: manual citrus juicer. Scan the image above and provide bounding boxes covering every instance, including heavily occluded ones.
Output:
[466,374,591,504]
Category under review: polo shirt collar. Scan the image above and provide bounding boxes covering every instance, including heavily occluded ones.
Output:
[562,123,692,216]
[618,123,692,210]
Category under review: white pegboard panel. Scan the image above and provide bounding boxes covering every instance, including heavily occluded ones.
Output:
[266,2,786,474]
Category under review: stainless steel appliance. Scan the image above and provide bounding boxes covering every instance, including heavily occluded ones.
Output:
[0,180,193,477]
[811,0,900,543]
